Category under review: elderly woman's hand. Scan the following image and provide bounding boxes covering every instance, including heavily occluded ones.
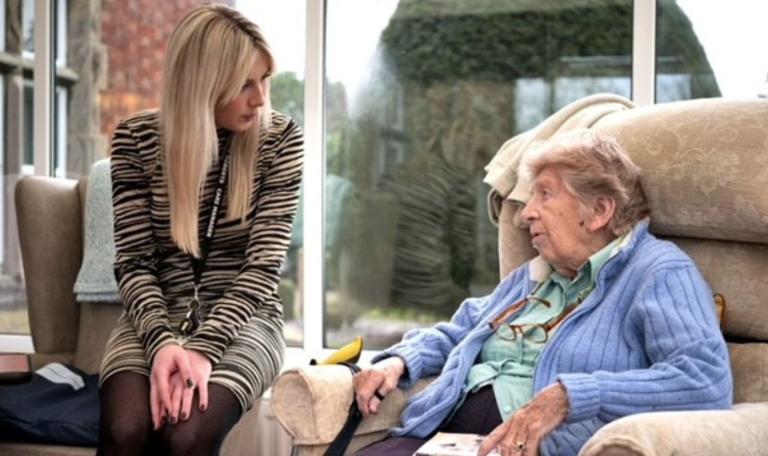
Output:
[353,356,405,417]
[477,383,569,456]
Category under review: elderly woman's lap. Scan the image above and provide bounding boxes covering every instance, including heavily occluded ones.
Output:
[355,436,427,456]
[355,386,502,455]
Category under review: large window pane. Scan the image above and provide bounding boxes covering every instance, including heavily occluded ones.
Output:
[656,0,768,101]
[22,0,33,54]
[324,0,632,349]
[0,0,34,334]
[239,0,306,347]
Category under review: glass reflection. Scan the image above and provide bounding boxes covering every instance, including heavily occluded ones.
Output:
[324,0,633,349]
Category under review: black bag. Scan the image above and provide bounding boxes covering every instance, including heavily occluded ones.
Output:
[0,363,99,446]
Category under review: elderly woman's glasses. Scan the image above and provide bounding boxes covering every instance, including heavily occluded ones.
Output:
[488,295,581,344]
[494,323,550,343]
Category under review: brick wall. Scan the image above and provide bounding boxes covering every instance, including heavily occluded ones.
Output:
[100,0,234,140]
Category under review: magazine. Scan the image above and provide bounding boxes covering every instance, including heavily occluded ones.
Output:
[413,432,500,456]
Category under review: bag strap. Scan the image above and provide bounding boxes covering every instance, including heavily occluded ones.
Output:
[323,362,362,456]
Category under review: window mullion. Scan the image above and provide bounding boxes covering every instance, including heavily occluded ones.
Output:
[33,0,53,176]
[301,0,326,356]
[632,0,656,106]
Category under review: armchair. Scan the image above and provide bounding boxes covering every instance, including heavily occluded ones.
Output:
[1,176,261,456]
[271,98,768,455]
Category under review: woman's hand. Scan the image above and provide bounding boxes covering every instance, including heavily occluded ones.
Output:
[150,344,194,430]
[185,348,213,413]
[477,383,569,456]
[163,349,212,425]
[167,372,193,424]
[353,356,405,417]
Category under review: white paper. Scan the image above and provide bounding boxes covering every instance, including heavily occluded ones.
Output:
[413,432,501,456]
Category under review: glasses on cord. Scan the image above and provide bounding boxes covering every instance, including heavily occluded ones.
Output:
[488,295,581,343]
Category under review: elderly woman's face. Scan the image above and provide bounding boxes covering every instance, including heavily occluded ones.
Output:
[521,167,597,277]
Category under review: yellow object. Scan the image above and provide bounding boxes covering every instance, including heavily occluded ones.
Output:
[319,336,364,365]
[713,293,726,331]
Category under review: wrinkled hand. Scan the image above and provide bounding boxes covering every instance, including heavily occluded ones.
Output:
[150,344,194,430]
[478,383,569,456]
[353,356,405,417]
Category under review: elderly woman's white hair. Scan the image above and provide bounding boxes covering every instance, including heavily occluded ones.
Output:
[523,129,651,235]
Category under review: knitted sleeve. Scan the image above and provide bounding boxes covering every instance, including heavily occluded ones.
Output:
[374,266,529,389]
[558,263,733,423]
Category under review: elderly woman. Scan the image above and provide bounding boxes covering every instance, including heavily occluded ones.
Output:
[352,131,732,456]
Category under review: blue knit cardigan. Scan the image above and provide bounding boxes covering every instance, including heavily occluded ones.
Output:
[374,220,733,456]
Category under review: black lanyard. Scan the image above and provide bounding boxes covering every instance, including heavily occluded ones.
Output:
[179,150,231,336]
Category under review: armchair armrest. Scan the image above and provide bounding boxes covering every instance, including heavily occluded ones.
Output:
[271,365,433,455]
[579,402,768,456]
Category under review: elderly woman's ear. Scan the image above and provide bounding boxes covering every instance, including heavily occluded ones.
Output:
[584,196,616,233]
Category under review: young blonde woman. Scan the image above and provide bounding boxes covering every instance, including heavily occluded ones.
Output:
[97,5,303,455]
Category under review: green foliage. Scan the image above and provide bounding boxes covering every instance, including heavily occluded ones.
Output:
[271,72,304,125]
[378,0,717,96]
[380,3,634,84]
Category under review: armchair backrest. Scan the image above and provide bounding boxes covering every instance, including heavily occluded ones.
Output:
[497,98,768,402]
[15,176,84,363]
[15,176,122,373]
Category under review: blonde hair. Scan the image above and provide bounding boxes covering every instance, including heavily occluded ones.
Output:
[525,130,651,236]
[161,4,273,256]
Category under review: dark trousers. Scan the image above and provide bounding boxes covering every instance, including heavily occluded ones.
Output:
[354,386,503,456]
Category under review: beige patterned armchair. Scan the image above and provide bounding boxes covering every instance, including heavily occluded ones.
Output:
[272,98,768,455]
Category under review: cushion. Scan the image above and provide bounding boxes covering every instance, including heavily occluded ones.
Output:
[673,238,768,342]
[580,402,768,456]
[593,98,768,245]
[730,343,768,404]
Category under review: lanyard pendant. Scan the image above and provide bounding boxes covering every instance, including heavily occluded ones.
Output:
[179,287,202,336]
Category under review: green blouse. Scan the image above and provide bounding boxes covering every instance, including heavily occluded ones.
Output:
[463,235,624,421]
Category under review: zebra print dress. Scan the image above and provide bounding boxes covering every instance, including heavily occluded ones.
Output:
[99,109,303,412]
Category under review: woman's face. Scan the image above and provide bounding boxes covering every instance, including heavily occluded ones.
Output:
[215,58,270,132]
[520,167,596,277]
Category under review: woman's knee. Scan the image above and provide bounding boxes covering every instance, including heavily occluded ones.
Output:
[98,416,153,453]
[161,424,227,456]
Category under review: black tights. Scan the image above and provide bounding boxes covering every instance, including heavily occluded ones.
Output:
[97,372,241,456]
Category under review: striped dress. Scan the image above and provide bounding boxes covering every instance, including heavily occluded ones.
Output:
[99,109,303,412]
